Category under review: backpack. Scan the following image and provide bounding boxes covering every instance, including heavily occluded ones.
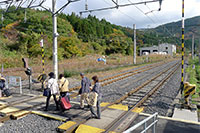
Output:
[0,80,5,90]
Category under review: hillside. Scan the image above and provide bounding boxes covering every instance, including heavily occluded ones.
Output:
[152,16,200,49]
[0,7,134,68]
[1,7,198,68]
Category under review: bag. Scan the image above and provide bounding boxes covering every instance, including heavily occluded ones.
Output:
[43,88,50,97]
[3,89,11,97]
[0,80,5,90]
[78,89,82,94]
[43,82,53,97]
[88,92,98,106]
[60,96,71,110]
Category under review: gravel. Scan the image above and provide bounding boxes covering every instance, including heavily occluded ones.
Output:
[1,60,181,132]
[143,66,181,116]
[100,60,179,103]
[0,114,64,133]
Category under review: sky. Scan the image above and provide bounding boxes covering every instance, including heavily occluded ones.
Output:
[51,0,200,29]
[1,0,200,29]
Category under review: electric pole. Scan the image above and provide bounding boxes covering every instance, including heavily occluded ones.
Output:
[133,24,136,64]
[192,34,194,60]
[199,39,200,65]
[52,0,58,80]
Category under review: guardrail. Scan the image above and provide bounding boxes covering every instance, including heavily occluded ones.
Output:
[124,112,158,133]
[5,76,22,94]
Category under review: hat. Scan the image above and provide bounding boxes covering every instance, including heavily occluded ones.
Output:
[48,72,55,78]
[80,73,84,76]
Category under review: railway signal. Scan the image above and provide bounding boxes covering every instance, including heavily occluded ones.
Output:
[22,58,32,90]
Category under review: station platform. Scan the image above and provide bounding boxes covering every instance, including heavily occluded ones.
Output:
[130,113,200,133]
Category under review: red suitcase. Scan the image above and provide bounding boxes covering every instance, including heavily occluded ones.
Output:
[60,96,71,110]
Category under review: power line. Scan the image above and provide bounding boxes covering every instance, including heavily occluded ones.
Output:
[102,0,136,21]
[80,0,161,14]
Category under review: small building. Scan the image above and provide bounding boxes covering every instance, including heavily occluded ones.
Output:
[140,43,176,56]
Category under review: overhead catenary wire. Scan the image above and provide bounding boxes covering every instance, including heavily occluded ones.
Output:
[80,0,162,14]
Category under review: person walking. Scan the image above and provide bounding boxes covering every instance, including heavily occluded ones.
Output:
[89,75,102,119]
[45,72,59,111]
[58,74,69,100]
[79,73,91,109]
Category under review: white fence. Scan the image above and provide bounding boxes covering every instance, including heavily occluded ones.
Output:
[124,113,158,133]
[5,76,22,94]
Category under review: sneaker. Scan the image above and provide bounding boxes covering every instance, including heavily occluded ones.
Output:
[95,116,101,119]
[79,107,84,110]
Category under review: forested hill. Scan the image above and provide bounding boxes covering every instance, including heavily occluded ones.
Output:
[1,7,196,68]
[0,7,135,65]
[150,16,200,49]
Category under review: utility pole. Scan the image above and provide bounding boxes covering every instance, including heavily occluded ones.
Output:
[192,34,194,60]
[52,0,58,80]
[199,39,200,65]
[180,0,184,94]
[133,24,136,64]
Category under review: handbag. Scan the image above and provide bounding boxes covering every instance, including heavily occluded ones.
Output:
[88,92,98,106]
[43,83,53,97]
[43,88,50,97]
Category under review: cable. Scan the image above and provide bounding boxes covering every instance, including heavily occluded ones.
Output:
[103,0,136,22]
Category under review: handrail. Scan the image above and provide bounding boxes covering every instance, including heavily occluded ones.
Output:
[124,112,158,133]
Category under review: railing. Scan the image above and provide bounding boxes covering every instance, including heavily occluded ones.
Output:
[124,112,158,133]
[5,76,22,94]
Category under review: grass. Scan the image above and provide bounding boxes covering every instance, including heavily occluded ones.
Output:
[2,54,174,80]
[186,57,200,105]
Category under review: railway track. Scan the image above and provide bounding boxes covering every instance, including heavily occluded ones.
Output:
[103,62,181,132]
[0,61,169,123]
[63,61,180,132]
[0,59,180,132]
[69,59,176,96]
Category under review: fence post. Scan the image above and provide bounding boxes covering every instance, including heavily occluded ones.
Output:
[144,122,147,133]
[19,77,22,94]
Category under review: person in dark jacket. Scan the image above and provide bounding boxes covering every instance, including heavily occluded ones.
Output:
[79,73,91,109]
[89,75,102,119]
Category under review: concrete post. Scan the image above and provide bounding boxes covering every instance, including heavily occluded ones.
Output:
[133,24,136,64]
[192,34,194,60]
[199,39,200,65]
[52,0,58,80]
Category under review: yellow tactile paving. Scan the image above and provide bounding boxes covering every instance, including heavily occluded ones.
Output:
[100,102,110,107]
[32,111,67,121]
[108,104,128,111]
[100,102,128,111]
[76,124,105,133]
[132,107,144,113]
[12,110,30,118]
[58,121,76,130]
[0,107,20,114]
[0,96,12,100]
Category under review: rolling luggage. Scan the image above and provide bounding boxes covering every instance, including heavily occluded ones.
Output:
[60,96,71,110]
[3,89,11,97]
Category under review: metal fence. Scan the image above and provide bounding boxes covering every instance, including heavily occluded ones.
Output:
[124,112,158,133]
[5,76,22,94]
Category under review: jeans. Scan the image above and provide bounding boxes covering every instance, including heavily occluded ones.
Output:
[89,100,101,118]
[45,94,59,110]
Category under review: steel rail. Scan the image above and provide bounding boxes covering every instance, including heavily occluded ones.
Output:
[69,60,175,94]
[104,63,180,132]
[65,61,180,132]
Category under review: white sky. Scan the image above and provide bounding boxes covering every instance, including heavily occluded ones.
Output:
[1,0,200,29]
[54,0,200,29]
